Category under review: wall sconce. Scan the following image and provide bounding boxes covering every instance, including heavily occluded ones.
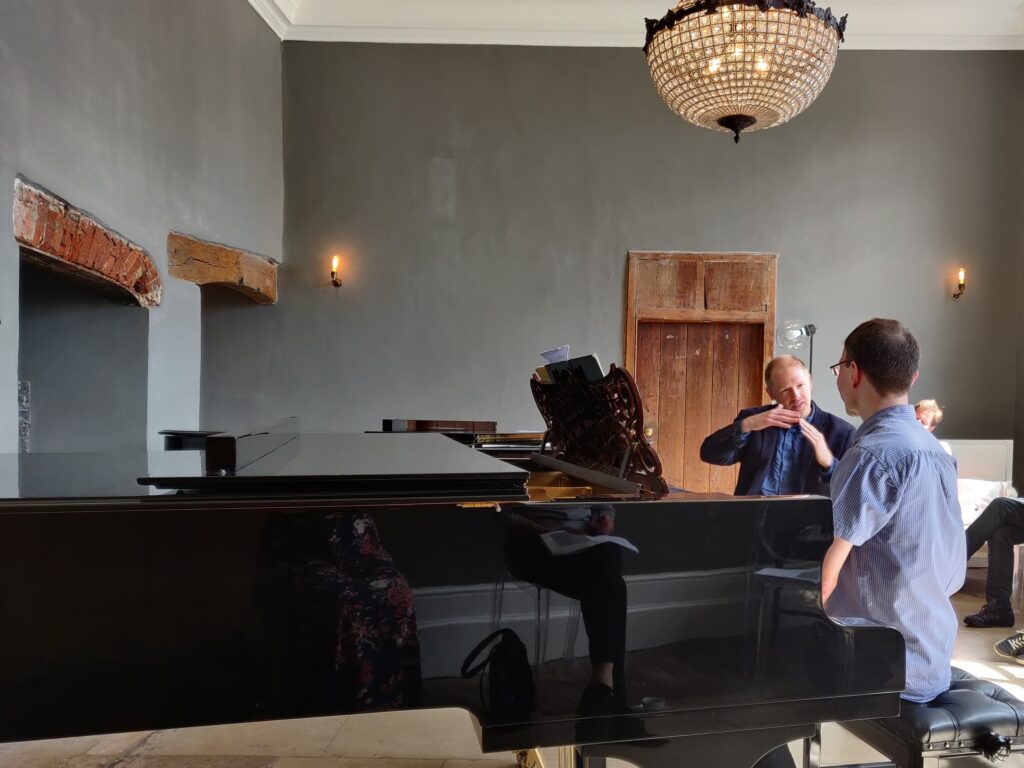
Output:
[952,267,966,300]
[330,255,342,287]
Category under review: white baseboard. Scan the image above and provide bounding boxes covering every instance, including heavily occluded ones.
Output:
[414,568,748,678]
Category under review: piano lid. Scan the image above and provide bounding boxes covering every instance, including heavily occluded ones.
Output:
[0,433,529,502]
[142,432,530,499]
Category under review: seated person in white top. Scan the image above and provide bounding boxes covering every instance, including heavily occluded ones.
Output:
[914,399,952,454]
[914,399,943,432]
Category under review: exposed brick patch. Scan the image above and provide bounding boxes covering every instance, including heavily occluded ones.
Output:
[12,175,162,307]
[17,380,30,453]
[167,231,277,304]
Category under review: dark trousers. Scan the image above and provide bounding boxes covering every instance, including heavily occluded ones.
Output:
[507,534,796,768]
[966,497,1024,611]
[504,535,627,691]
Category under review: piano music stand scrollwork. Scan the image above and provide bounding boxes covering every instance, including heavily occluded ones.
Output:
[530,364,668,496]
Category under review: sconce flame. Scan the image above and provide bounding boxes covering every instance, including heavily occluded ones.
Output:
[330,255,342,287]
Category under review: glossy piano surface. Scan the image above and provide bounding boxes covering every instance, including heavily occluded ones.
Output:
[0,433,905,768]
[3,432,529,500]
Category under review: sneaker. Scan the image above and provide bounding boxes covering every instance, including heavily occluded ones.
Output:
[964,604,1016,628]
[995,631,1024,661]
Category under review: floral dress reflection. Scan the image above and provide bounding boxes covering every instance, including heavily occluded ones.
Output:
[259,510,421,711]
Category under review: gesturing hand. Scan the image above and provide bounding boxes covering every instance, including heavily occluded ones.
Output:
[799,418,833,470]
[741,404,802,433]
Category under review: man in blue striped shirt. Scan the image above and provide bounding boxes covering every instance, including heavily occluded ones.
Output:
[824,319,965,703]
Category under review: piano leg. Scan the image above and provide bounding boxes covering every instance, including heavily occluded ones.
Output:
[575,724,814,768]
[802,725,821,768]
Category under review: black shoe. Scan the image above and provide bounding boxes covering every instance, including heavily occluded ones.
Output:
[577,682,617,717]
[575,683,616,744]
[964,604,1015,628]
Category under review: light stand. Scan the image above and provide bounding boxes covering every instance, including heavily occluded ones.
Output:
[804,323,817,376]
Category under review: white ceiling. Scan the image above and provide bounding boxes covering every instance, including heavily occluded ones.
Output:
[247,0,1024,49]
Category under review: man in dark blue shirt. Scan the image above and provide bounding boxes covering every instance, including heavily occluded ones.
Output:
[700,355,855,496]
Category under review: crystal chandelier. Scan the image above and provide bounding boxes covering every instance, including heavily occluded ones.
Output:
[644,1,847,143]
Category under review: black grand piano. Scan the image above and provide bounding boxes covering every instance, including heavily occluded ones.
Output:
[0,368,904,768]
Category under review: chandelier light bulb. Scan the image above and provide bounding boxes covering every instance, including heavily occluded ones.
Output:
[644,0,848,144]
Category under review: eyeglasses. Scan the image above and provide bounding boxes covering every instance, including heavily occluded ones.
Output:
[830,359,853,376]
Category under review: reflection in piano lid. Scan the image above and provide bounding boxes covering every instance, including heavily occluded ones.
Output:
[0,423,905,768]
[0,389,905,766]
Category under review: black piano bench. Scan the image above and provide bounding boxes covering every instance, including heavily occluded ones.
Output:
[839,668,1024,768]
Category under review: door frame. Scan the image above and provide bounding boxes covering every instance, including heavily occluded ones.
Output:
[624,251,777,383]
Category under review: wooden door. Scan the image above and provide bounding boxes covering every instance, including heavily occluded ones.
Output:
[625,252,777,494]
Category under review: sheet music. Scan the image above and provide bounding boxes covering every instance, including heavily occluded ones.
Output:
[540,529,639,556]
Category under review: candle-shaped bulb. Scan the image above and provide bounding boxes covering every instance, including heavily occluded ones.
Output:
[952,267,966,299]
[330,254,342,286]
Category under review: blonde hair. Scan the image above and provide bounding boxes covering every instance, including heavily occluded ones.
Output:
[764,355,809,390]
[914,399,944,426]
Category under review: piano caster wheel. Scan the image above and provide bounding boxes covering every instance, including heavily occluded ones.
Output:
[515,748,540,768]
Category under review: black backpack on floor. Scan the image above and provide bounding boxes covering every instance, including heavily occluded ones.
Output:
[460,628,535,721]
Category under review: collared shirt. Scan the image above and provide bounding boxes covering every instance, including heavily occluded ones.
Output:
[760,416,806,496]
[743,403,834,496]
[828,404,965,703]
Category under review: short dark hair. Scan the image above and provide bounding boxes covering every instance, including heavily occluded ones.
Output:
[843,319,920,396]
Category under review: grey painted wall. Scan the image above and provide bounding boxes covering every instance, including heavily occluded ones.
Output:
[18,262,148,452]
[202,44,1024,449]
[0,0,283,452]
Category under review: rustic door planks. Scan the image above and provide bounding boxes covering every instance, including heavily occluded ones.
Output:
[625,253,777,493]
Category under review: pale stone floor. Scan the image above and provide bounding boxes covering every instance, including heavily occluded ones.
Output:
[2,570,1016,768]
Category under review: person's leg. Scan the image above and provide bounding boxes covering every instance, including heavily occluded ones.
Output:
[985,513,1024,610]
[966,497,1024,557]
[507,538,626,672]
[965,498,1024,627]
[571,544,626,696]
[505,537,627,707]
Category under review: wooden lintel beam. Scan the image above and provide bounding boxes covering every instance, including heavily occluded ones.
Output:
[167,231,277,304]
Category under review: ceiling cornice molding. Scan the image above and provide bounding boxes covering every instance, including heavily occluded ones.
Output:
[245,0,293,39]
[248,0,1024,50]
